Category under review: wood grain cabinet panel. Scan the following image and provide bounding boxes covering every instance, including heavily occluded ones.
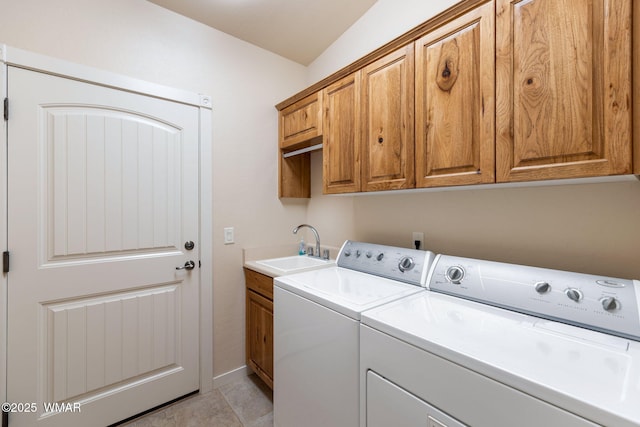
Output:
[279,92,323,149]
[244,268,274,389]
[323,73,361,194]
[496,0,632,182]
[361,45,415,191]
[278,153,310,198]
[415,1,495,187]
[635,2,640,174]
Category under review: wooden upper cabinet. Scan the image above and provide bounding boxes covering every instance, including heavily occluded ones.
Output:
[279,92,323,149]
[496,0,632,182]
[278,92,319,198]
[279,153,310,198]
[323,73,361,194]
[415,1,495,187]
[277,0,635,197]
[361,45,415,191]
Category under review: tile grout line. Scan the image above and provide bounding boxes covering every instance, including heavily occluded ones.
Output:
[218,387,247,426]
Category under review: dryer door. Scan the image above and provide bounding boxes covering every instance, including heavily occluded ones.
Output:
[366,370,467,427]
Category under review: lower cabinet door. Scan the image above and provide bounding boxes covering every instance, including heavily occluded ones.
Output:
[246,290,273,388]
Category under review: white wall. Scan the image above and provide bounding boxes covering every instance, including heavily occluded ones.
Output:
[307,0,458,83]
[0,0,310,379]
[305,0,640,280]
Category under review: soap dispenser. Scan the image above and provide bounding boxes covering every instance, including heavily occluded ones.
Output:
[298,236,305,255]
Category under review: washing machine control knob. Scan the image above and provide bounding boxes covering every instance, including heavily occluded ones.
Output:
[398,256,415,272]
[366,251,372,258]
[535,282,551,294]
[601,296,620,312]
[376,253,384,261]
[565,288,583,302]
[446,266,465,284]
[344,249,351,257]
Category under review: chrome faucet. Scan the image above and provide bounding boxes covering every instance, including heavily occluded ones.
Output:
[293,224,321,259]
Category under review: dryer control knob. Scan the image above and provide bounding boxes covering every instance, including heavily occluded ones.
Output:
[398,256,415,272]
[446,266,465,284]
[601,296,620,312]
[565,288,583,302]
[535,282,551,294]
[376,253,384,261]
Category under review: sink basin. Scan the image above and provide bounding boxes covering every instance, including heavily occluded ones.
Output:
[255,255,334,273]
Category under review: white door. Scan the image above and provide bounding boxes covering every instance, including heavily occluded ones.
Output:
[6,66,200,426]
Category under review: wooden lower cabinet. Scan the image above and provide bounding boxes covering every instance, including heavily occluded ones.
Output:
[244,268,274,389]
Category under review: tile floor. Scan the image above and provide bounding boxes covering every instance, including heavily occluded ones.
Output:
[120,374,273,427]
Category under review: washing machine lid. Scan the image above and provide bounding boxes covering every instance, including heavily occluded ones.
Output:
[275,266,424,320]
[361,291,640,427]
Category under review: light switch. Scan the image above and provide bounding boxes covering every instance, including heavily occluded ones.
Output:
[224,227,234,244]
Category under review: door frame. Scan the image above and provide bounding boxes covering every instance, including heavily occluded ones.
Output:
[0,44,214,407]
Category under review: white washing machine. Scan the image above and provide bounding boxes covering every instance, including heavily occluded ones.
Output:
[361,255,640,427]
[273,240,435,427]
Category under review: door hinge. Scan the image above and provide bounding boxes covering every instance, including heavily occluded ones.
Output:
[3,251,9,273]
[3,97,7,121]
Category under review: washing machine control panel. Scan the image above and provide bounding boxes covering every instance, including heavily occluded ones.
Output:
[337,240,435,286]
[428,255,640,341]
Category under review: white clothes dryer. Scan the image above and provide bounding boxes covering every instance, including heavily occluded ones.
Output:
[273,240,435,427]
[360,255,640,427]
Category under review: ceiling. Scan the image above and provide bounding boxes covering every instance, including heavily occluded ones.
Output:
[147,0,378,65]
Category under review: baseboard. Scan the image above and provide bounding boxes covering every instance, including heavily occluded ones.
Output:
[212,365,250,389]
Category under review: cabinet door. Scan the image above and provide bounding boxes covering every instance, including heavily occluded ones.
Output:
[415,1,495,188]
[361,45,415,191]
[496,0,632,182]
[279,91,323,149]
[246,290,274,389]
[323,73,361,194]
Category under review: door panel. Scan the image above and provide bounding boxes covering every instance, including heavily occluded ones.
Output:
[322,73,361,194]
[361,44,415,191]
[496,0,632,181]
[7,66,199,426]
[246,290,274,387]
[46,107,181,262]
[415,1,495,187]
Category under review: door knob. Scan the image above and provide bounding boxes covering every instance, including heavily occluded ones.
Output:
[176,260,196,270]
